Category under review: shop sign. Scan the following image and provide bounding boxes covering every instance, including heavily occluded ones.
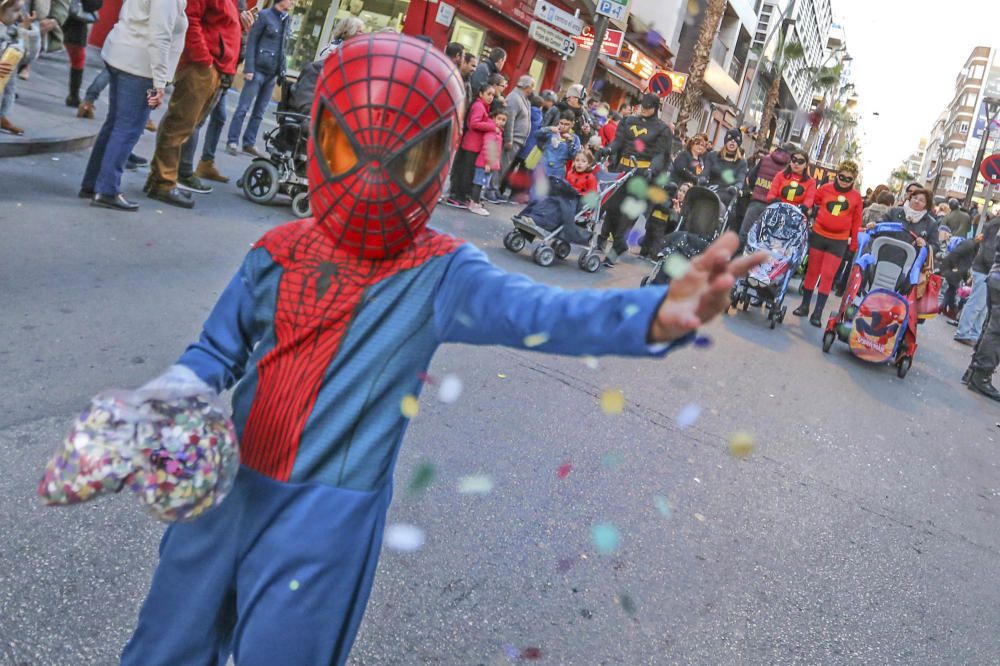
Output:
[571,26,623,57]
[528,21,577,57]
[595,0,630,22]
[435,2,455,26]
[618,47,657,82]
[533,0,583,36]
[661,70,687,94]
[480,0,537,28]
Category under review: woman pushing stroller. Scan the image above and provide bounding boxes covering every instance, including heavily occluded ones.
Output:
[792,160,863,326]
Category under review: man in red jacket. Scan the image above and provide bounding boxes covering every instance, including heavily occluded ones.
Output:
[145,0,247,208]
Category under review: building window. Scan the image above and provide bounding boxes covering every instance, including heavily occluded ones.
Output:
[971,64,985,80]
[451,16,486,61]
[959,121,970,134]
[529,58,546,89]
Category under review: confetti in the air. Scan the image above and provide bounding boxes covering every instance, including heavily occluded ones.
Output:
[581,191,600,209]
[497,373,507,379]
[582,355,599,370]
[626,177,649,198]
[457,474,494,494]
[456,312,474,327]
[623,303,640,319]
[591,522,621,554]
[289,579,300,591]
[600,389,625,415]
[438,374,463,403]
[728,431,755,459]
[407,461,436,494]
[647,186,668,205]
[520,647,543,660]
[619,196,646,219]
[557,462,573,479]
[655,173,671,188]
[693,335,713,349]
[626,228,643,247]
[663,253,691,279]
[653,495,671,517]
[676,403,702,428]
[384,523,426,552]
[400,394,419,419]
[694,513,706,522]
[721,168,737,185]
[523,332,550,348]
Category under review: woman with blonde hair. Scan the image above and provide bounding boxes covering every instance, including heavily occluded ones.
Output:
[318,16,365,58]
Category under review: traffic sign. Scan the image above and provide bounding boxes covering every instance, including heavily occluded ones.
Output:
[533,0,584,36]
[528,21,577,57]
[981,153,1000,185]
[647,71,673,97]
[595,0,630,22]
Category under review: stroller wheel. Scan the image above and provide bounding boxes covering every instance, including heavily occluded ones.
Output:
[768,310,777,329]
[241,160,280,204]
[503,230,527,253]
[552,239,572,260]
[533,244,556,267]
[896,356,912,379]
[580,252,601,273]
[822,330,836,353]
[290,191,311,218]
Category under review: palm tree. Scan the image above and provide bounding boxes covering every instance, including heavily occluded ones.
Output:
[758,40,805,150]
[675,0,728,135]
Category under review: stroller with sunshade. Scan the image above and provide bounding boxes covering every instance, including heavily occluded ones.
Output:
[640,185,730,286]
[822,222,927,378]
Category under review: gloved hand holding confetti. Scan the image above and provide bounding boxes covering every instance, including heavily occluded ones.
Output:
[37,365,239,522]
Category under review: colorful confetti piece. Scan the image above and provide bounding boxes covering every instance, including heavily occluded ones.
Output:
[384,523,426,552]
[289,579,300,591]
[400,395,419,419]
[600,389,625,415]
[625,177,649,199]
[647,187,669,205]
[626,228,643,247]
[591,523,620,554]
[557,462,573,479]
[619,196,646,219]
[676,403,702,429]
[694,513,706,522]
[653,495,671,517]
[693,335,713,349]
[407,461,436,494]
[728,431,755,459]
[602,453,624,468]
[437,374,463,404]
[623,304,640,319]
[582,355,599,370]
[663,254,691,279]
[523,332,550,348]
[457,474,494,494]
[497,373,507,379]
[520,647,543,660]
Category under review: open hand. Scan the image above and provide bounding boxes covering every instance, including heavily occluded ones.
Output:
[649,232,768,342]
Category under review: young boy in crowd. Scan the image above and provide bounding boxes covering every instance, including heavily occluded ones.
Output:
[536,111,581,181]
[469,108,506,217]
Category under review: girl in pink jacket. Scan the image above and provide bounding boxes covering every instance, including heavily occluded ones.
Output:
[445,84,498,209]
[469,107,507,217]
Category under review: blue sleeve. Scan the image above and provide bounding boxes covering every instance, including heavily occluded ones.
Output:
[433,244,690,357]
[243,15,265,73]
[176,259,258,393]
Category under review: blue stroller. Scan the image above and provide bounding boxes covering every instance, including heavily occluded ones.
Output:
[729,203,809,328]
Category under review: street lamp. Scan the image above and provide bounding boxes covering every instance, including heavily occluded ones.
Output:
[964,96,1000,209]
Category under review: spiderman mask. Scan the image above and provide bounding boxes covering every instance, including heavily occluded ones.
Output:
[307,33,467,259]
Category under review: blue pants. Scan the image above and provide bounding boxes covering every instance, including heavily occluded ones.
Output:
[121,467,389,666]
[81,66,153,196]
[957,270,988,341]
[84,67,110,103]
[180,93,229,176]
[227,73,276,149]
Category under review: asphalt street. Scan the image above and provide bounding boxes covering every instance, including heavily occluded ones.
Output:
[2,134,1000,665]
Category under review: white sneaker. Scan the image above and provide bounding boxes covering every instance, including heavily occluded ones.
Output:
[469,203,490,216]
[226,142,240,156]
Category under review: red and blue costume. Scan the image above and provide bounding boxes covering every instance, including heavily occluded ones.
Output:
[122,34,688,665]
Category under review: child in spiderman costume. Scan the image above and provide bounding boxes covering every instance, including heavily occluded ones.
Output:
[118,34,764,665]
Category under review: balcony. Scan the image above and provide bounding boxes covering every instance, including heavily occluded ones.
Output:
[729,55,745,82]
[704,59,741,104]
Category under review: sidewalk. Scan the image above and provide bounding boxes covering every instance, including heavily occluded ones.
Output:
[0,46,110,157]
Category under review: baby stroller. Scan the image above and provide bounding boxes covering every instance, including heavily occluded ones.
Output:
[237,77,311,218]
[641,185,729,286]
[504,168,633,273]
[822,222,927,379]
[729,203,809,329]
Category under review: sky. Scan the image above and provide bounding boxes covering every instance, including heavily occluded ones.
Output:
[834,0,1000,185]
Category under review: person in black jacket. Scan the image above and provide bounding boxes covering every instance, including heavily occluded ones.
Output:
[555,83,595,145]
[939,232,979,320]
[670,133,708,186]
[61,0,102,108]
[963,225,1000,400]
[701,127,747,224]
[598,92,674,264]
[469,46,505,99]
[956,210,1000,344]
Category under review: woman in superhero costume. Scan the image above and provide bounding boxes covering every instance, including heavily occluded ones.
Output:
[117,34,765,665]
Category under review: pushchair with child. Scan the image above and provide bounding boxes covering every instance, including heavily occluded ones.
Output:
[641,185,733,286]
[236,76,312,218]
[505,167,633,273]
[729,202,809,329]
[822,221,928,379]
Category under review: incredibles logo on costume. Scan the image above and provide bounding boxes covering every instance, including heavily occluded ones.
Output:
[630,126,649,137]
[782,180,805,202]
[826,194,849,216]
[849,289,908,364]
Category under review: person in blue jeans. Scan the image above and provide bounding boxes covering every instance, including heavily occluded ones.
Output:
[79,67,150,171]
[956,211,1000,344]
[176,93,230,193]
[226,0,292,157]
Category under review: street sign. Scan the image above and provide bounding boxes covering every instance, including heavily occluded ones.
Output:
[647,71,673,97]
[595,0,630,22]
[571,25,624,57]
[528,21,577,57]
[981,153,1000,185]
[533,0,584,36]
[661,70,687,93]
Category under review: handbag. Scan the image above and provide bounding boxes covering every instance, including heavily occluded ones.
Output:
[915,272,942,319]
[523,145,542,170]
[68,0,98,23]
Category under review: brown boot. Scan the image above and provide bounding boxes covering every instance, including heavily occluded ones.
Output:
[77,101,95,119]
[0,117,24,135]
[196,159,229,183]
[145,118,158,132]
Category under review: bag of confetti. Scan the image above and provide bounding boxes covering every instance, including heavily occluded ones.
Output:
[37,365,240,522]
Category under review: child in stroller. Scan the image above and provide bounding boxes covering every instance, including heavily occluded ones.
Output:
[641,185,734,286]
[728,203,809,328]
[236,74,312,218]
[822,221,928,378]
[505,150,628,272]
